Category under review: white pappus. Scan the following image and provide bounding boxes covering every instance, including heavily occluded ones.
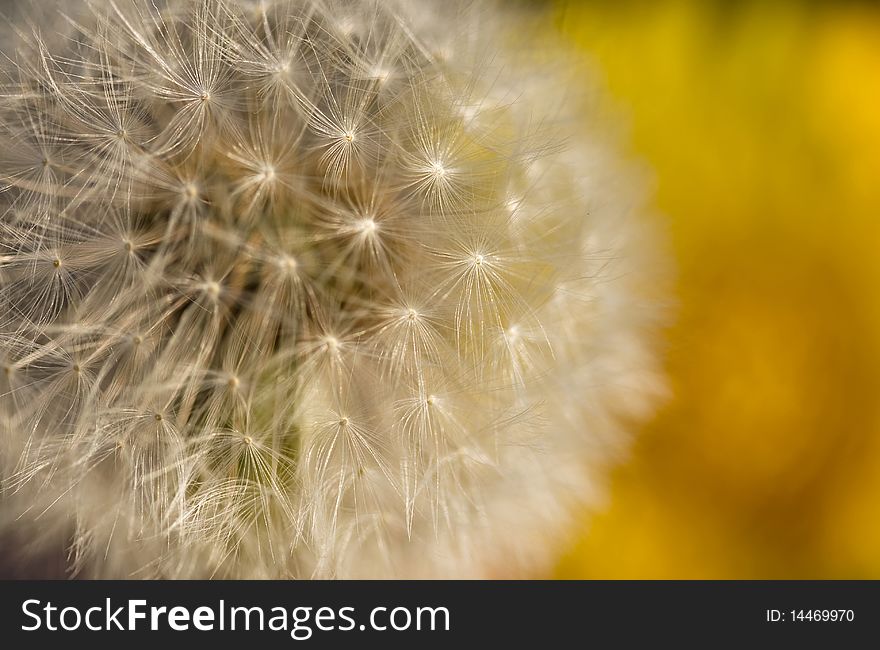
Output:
[0,0,667,578]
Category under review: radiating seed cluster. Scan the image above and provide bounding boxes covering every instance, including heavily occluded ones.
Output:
[0,0,665,577]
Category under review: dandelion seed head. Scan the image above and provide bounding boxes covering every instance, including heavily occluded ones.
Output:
[0,0,667,579]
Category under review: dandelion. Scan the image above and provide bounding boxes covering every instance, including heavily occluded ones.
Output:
[0,0,666,578]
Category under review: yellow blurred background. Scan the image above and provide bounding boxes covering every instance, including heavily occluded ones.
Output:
[554,0,880,578]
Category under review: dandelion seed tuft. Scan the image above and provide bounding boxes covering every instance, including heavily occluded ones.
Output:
[0,0,667,578]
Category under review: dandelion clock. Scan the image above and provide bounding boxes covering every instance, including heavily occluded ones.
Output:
[0,0,667,578]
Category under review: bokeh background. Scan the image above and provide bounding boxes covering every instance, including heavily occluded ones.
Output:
[553,0,880,578]
[1,0,877,580]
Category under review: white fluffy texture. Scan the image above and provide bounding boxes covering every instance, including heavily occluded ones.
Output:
[0,0,665,578]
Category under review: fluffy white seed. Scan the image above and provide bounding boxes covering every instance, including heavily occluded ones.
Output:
[0,0,666,578]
